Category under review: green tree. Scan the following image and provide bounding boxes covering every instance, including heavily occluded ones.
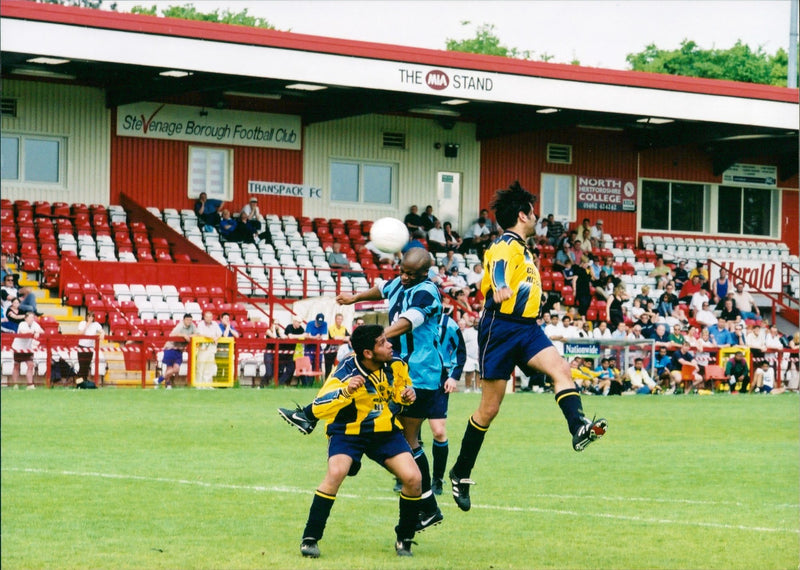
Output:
[36,0,116,9]
[626,39,796,86]
[130,3,277,29]
[445,22,532,60]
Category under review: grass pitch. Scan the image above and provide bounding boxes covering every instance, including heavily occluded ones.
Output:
[2,388,798,569]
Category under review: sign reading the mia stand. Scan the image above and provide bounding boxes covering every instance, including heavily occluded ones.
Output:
[576,176,637,212]
[116,103,301,150]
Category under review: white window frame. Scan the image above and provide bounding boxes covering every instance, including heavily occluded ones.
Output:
[187,146,233,201]
[329,159,397,207]
[540,173,575,222]
[639,178,779,239]
[1,133,66,187]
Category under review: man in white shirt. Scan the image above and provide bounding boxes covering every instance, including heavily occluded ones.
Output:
[544,312,567,355]
[460,315,480,392]
[589,219,604,247]
[694,299,717,328]
[12,312,44,389]
[592,321,612,339]
[610,322,628,339]
[731,281,761,321]
[690,287,711,317]
[465,263,483,294]
[561,315,580,339]
[427,220,447,252]
[195,310,222,387]
[460,218,491,258]
[624,357,657,394]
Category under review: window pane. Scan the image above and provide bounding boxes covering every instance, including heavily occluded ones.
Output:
[363,164,392,204]
[717,186,742,234]
[742,188,772,236]
[541,174,572,219]
[24,138,59,182]
[640,180,669,230]
[331,162,359,202]
[1,136,19,180]
[555,176,571,217]
[670,183,703,232]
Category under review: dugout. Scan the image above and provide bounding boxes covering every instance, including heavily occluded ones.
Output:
[1,0,796,255]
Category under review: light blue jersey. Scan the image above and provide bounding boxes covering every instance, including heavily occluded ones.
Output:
[439,313,467,382]
[381,277,444,390]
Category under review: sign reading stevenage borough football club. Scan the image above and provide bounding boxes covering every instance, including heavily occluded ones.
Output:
[576,176,637,212]
[116,103,302,150]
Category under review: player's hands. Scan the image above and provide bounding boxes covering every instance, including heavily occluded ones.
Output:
[336,293,358,305]
[443,378,458,393]
[347,375,365,393]
[493,286,513,303]
[400,387,416,404]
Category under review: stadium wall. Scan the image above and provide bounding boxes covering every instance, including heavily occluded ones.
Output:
[302,114,480,231]
[1,79,110,206]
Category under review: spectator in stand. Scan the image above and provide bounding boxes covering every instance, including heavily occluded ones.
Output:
[261,315,285,387]
[570,356,599,393]
[445,267,469,297]
[15,287,41,317]
[600,257,618,283]
[634,311,656,339]
[560,314,579,339]
[653,345,672,379]
[218,312,240,338]
[668,342,703,394]
[574,257,593,317]
[577,230,591,255]
[230,211,261,244]
[303,313,328,385]
[476,208,500,236]
[460,217,492,259]
[460,314,480,393]
[628,297,645,322]
[730,322,747,347]
[534,217,549,245]
[241,197,265,224]
[720,298,742,323]
[589,219,604,248]
[403,205,424,234]
[576,318,592,338]
[0,253,18,287]
[327,242,355,276]
[606,284,627,331]
[610,321,628,339]
[571,239,584,263]
[588,254,603,280]
[545,214,566,247]
[420,205,438,233]
[427,219,447,252]
[592,271,613,302]
[633,285,652,306]
[678,275,703,304]
[76,311,104,384]
[669,323,686,346]
[708,317,734,346]
[554,240,573,271]
[689,285,711,317]
[624,357,658,394]
[218,209,236,240]
[194,191,223,229]
[4,296,24,332]
[442,250,460,274]
[561,257,577,290]
[2,273,18,300]
[325,313,350,378]
[725,350,750,393]
[465,262,483,295]
[688,261,709,283]
[544,311,567,355]
[627,324,647,343]
[156,313,197,389]
[592,320,612,340]
[402,230,428,254]
[442,221,463,252]
[656,283,687,325]
[694,300,717,328]
[650,322,672,346]
[711,267,731,305]
[579,218,592,238]
[195,310,222,387]
[11,311,44,389]
[732,281,761,321]
[649,255,673,289]
[673,260,690,290]
[594,357,618,396]
[752,360,783,394]
[284,317,307,385]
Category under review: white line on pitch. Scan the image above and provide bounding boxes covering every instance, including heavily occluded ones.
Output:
[4,467,798,534]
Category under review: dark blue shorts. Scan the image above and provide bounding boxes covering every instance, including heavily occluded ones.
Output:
[327,430,412,465]
[478,312,554,380]
[400,388,449,420]
[162,348,183,367]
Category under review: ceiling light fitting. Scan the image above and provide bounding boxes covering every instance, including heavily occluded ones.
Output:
[285,83,327,91]
[26,57,70,65]
[223,91,281,100]
[159,70,193,78]
[536,108,559,114]
[441,99,469,106]
[636,117,674,124]
[408,107,461,118]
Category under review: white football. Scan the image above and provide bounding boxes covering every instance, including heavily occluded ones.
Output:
[370,217,409,253]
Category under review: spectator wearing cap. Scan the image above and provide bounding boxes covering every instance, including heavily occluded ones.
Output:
[688,261,709,283]
[589,218,604,248]
[303,313,328,383]
[241,197,265,224]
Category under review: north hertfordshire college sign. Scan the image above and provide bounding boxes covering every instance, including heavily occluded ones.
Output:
[116,103,301,150]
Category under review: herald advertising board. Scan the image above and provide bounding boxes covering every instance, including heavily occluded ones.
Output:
[710,260,782,293]
[576,176,637,212]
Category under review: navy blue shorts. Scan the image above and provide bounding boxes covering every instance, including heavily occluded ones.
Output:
[400,388,449,420]
[162,348,183,367]
[478,312,554,380]
[327,430,412,465]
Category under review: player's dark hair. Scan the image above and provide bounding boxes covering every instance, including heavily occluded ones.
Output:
[351,324,385,360]
[491,181,536,230]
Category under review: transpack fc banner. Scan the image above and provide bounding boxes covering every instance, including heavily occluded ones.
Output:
[116,103,301,150]
[577,176,637,212]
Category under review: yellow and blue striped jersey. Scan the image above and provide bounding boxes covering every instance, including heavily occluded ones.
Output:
[481,231,542,321]
[311,354,413,436]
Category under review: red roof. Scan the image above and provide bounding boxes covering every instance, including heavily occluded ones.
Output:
[2,0,797,103]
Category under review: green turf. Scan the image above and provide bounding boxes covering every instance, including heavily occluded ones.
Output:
[2,388,798,569]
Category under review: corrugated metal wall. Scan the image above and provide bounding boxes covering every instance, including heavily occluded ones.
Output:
[1,79,110,205]
[480,128,638,237]
[303,115,480,233]
[110,108,304,214]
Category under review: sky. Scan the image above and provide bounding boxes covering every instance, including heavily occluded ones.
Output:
[110,0,794,70]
